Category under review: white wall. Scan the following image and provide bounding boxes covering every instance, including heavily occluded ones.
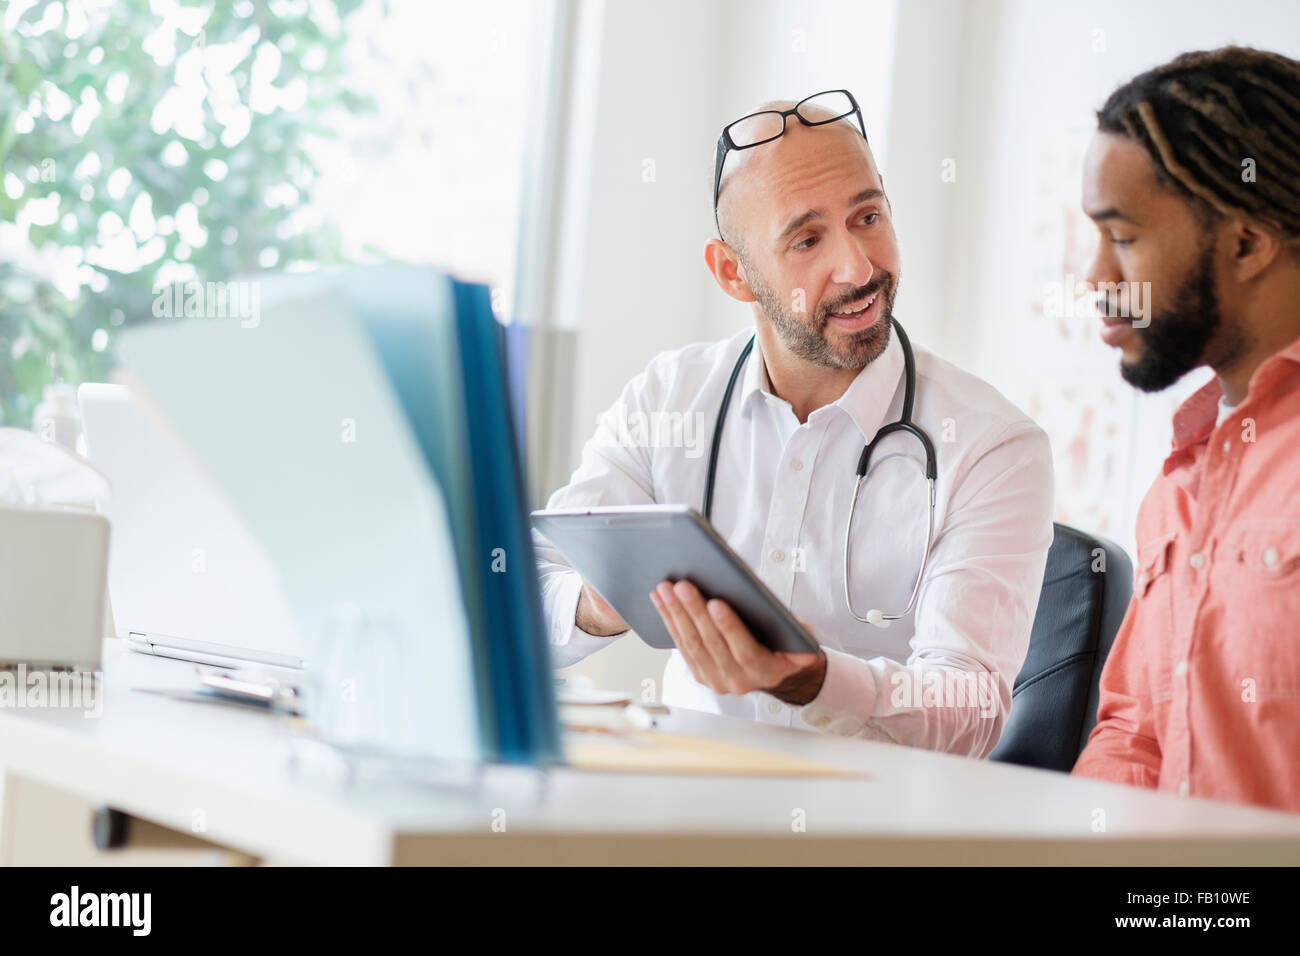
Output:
[878,0,969,348]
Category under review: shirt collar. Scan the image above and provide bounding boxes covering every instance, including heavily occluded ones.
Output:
[1169,377,1222,456]
[738,329,906,441]
[1166,331,1300,469]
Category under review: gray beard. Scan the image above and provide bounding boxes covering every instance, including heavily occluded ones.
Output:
[748,268,898,370]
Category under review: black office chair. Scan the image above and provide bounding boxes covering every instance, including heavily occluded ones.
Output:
[989,522,1133,771]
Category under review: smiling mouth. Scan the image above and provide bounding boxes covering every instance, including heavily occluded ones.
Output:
[831,291,878,318]
[827,289,882,329]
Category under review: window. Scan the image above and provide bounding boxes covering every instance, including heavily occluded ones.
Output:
[0,0,551,426]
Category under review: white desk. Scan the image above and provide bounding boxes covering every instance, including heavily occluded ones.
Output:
[1,638,1298,865]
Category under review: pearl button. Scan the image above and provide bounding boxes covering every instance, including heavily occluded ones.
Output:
[767,700,782,714]
[1264,547,1279,568]
[790,458,804,471]
[771,549,785,563]
[1222,439,1231,453]
[1189,552,1205,569]
[1175,660,1188,677]
[1179,780,1189,798]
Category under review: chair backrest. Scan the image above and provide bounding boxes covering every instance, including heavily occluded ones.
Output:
[989,523,1133,771]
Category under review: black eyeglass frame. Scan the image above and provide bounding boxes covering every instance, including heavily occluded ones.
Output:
[711,89,868,240]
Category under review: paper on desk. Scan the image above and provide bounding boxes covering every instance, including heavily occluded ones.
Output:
[565,729,867,778]
[556,686,632,706]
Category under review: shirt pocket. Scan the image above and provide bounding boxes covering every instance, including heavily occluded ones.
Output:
[1218,523,1300,696]
[1224,525,1300,581]
[1134,531,1176,598]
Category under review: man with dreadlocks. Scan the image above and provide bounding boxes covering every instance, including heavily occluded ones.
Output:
[1073,46,1300,812]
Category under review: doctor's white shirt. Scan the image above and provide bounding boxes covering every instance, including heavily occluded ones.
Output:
[533,327,1054,757]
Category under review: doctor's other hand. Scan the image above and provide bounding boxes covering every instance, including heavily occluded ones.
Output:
[649,580,826,705]
[576,581,630,637]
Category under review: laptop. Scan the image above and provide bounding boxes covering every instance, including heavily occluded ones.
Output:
[78,383,305,670]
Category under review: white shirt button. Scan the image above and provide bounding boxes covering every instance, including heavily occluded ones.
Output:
[771,549,785,563]
[1222,439,1231,453]
[767,700,782,714]
[790,458,804,471]
[1264,547,1279,568]
[1179,779,1190,798]
[1175,660,1188,677]
[1189,552,1205,569]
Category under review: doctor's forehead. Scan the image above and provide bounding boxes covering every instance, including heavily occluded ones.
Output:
[719,115,881,240]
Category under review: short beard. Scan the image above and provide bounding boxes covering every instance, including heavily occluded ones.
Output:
[1120,239,1242,392]
[741,253,897,370]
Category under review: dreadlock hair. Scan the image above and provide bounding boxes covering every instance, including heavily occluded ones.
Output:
[1096,46,1300,249]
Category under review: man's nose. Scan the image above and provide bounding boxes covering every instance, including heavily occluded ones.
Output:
[829,231,875,289]
[1083,242,1119,291]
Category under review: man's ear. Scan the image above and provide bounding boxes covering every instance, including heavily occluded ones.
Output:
[1230,219,1283,283]
[704,238,757,303]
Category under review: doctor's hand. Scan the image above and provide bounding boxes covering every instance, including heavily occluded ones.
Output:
[576,580,630,637]
[649,580,826,705]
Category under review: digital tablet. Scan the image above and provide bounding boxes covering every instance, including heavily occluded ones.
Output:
[530,505,818,653]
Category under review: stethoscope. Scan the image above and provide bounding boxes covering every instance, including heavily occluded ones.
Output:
[701,317,937,628]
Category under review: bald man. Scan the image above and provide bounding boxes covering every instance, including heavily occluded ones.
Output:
[533,91,1055,756]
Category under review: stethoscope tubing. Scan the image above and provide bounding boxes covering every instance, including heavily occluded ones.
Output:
[703,317,937,628]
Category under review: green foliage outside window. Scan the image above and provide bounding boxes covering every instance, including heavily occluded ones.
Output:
[0,0,375,426]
